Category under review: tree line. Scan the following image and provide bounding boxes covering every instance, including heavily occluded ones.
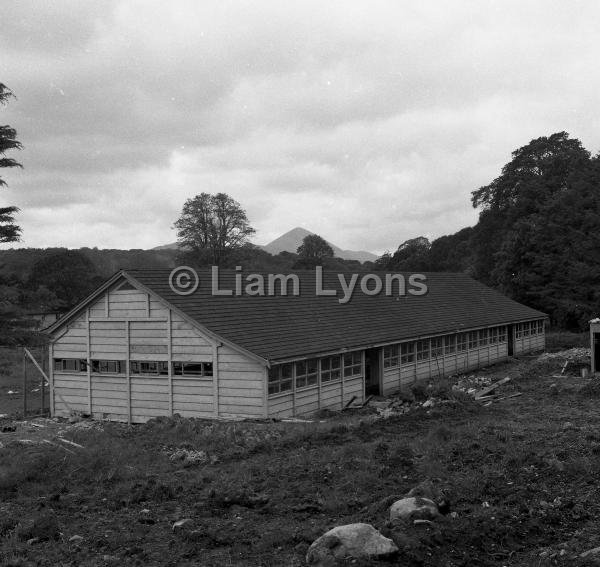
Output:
[2,78,598,340]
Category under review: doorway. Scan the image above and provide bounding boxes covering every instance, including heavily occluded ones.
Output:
[507,324,514,357]
[364,348,381,396]
[594,333,600,373]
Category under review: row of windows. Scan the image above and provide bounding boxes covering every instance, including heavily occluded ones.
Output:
[53,359,213,377]
[515,320,544,339]
[268,351,362,395]
[383,326,509,368]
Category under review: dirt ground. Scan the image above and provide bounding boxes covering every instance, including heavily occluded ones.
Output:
[2,350,600,566]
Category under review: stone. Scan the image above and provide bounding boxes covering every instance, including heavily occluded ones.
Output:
[69,535,84,543]
[389,497,439,521]
[306,523,398,565]
[549,383,559,396]
[581,546,600,558]
[172,518,194,532]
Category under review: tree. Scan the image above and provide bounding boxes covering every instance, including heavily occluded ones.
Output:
[174,193,256,265]
[27,250,103,310]
[0,83,23,242]
[375,236,431,271]
[295,234,334,267]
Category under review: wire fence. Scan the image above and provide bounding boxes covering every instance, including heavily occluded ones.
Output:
[0,344,50,418]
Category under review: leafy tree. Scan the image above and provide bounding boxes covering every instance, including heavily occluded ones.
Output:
[27,250,103,310]
[174,193,256,265]
[295,234,334,268]
[470,132,591,284]
[375,236,431,271]
[0,83,23,242]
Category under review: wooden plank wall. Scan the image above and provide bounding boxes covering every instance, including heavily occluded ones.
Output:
[51,282,266,422]
[267,365,364,418]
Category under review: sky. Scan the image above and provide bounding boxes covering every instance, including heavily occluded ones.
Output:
[2,1,600,255]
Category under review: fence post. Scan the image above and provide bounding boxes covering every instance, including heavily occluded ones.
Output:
[22,348,27,417]
[40,347,45,414]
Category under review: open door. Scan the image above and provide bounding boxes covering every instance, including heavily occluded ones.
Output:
[507,324,514,356]
[364,348,381,396]
[594,333,600,373]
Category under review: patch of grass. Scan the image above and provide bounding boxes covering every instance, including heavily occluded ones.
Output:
[545,330,588,351]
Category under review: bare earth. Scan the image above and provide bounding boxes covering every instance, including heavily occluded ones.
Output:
[2,352,600,566]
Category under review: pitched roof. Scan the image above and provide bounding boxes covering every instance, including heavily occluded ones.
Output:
[121,268,546,362]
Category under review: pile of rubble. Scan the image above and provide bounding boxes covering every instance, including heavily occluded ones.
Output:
[537,347,590,364]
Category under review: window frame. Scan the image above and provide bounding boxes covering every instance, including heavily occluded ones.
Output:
[401,342,415,364]
[268,363,293,395]
[130,360,169,376]
[457,333,467,352]
[416,339,430,362]
[343,351,362,378]
[320,355,341,383]
[91,359,124,374]
[53,358,87,373]
[430,337,443,358]
[172,361,213,377]
[295,358,318,389]
[443,335,456,355]
[383,344,399,368]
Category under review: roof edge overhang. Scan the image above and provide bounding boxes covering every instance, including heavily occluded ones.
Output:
[267,316,548,364]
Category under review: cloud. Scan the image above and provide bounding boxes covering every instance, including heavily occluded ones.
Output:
[1,0,600,254]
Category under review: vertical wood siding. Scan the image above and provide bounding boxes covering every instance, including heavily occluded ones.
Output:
[51,282,266,422]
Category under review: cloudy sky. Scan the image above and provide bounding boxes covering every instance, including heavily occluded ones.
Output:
[2,1,600,254]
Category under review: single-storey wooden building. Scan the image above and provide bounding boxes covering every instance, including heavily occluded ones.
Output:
[46,268,546,422]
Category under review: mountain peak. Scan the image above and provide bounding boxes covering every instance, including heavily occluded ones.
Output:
[261,228,376,263]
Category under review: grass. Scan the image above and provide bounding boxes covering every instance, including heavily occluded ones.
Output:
[2,335,599,565]
[545,329,588,351]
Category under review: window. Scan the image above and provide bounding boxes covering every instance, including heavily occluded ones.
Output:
[343,352,362,378]
[498,326,507,343]
[537,320,544,334]
[515,324,523,339]
[172,361,213,377]
[457,333,467,352]
[468,331,478,349]
[383,344,399,368]
[131,361,169,375]
[489,327,498,345]
[478,329,488,347]
[320,355,341,383]
[53,358,86,372]
[444,335,455,355]
[91,360,124,374]
[268,363,293,395]
[430,337,443,358]
[401,342,415,364]
[523,322,530,337]
[295,359,318,388]
[416,339,430,361]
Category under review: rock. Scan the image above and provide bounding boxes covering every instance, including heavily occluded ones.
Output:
[581,546,600,558]
[549,383,559,396]
[69,534,84,543]
[422,398,435,408]
[306,523,398,565]
[389,497,439,521]
[172,518,193,532]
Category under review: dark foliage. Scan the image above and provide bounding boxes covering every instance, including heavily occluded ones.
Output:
[378,132,600,330]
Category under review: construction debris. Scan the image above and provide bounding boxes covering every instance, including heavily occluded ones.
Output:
[474,377,511,400]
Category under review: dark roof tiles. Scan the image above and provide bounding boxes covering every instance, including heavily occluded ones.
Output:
[126,268,546,361]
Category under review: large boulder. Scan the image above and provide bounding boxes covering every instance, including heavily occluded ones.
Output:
[389,497,439,521]
[306,523,398,565]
